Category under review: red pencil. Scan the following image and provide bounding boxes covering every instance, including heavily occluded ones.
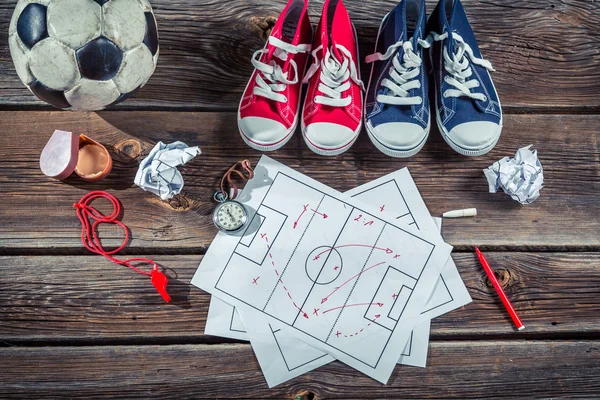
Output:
[475,247,525,331]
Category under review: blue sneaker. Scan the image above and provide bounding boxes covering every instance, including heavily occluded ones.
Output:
[427,0,502,156]
[364,0,430,158]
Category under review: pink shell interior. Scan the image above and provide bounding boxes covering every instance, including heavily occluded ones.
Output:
[39,130,79,180]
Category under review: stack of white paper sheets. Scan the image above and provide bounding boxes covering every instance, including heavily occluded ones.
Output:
[191,156,471,387]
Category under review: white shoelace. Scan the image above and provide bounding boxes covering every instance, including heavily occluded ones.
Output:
[424,31,495,102]
[366,38,430,106]
[303,44,365,107]
[251,36,311,103]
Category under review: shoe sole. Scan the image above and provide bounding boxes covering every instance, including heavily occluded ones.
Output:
[238,115,298,152]
[365,117,430,158]
[364,11,430,159]
[434,107,501,156]
[301,119,362,156]
[302,23,363,157]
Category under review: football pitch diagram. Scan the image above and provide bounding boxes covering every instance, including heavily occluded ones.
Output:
[349,179,456,315]
[214,172,440,368]
[214,173,461,372]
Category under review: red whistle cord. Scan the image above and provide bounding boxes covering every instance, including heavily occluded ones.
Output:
[73,191,171,302]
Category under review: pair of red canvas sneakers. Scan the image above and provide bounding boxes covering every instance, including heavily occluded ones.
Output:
[238,0,364,156]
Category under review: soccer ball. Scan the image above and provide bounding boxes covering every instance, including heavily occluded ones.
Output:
[8,0,159,110]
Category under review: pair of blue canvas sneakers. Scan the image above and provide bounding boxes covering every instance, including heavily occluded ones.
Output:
[365,0,502,157]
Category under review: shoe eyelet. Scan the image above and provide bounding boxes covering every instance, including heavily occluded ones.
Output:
[482,96,488,102]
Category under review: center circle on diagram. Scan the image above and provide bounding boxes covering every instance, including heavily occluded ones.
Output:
[305,246,343,285]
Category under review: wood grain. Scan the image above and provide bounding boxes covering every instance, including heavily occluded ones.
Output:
[0,0,599,110]
[1,252,599,344]
[1,341,599,398]
[1,0,598,393]
[0,111,598,251]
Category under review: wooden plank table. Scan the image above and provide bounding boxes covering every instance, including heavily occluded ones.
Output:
[1,0,599,398]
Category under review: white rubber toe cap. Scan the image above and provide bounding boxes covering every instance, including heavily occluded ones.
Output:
[304,122,358,156]
[447,121,501,152]
[370,122,427,150]
[238,117,288,146]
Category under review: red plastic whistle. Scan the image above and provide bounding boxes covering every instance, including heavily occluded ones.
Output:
[151,265,172,303]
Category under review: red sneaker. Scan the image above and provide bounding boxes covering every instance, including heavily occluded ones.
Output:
[238,0,312,151]
[301,0,364,156]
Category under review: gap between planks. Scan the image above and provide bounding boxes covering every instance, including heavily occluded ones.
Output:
[2,332,600,349]
[3,246,600,257]
[2,105,600,114]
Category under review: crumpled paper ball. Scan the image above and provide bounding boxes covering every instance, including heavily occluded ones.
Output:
[483,145,544,204]
[134,141,201,200]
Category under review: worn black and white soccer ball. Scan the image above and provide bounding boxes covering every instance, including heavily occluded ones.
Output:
[8,0,159,110]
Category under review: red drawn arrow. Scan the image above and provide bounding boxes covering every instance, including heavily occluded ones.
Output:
[323,302,384,314]
[321,262,386,303]
[334,314,382,338]
[313,245,393,260]
[311,209,328,219]
[293,204,309,229]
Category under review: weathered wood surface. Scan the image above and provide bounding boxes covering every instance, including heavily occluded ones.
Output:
[0,111,598,251]
[1,342,599,398]
[1,252,598,344]
[0,0,599,110]
[1,1,598,395]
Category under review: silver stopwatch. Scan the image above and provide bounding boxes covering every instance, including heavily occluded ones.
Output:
[212,192,248,233]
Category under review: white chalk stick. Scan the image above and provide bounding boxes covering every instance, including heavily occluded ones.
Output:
[443,208,477,218]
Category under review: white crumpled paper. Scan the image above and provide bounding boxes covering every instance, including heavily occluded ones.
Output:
[134,141,201,200]
[483,145,544,204]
